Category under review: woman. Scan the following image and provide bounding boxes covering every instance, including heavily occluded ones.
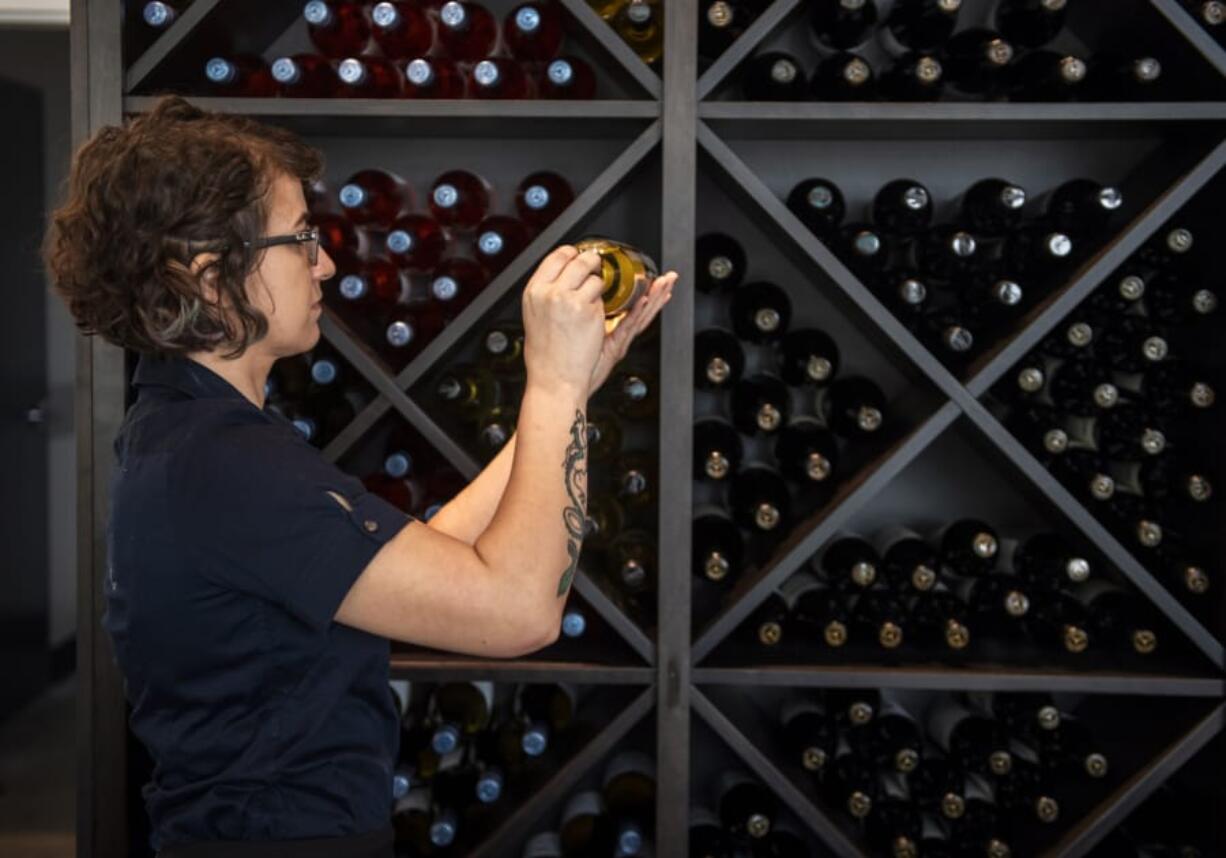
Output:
[45,95,677,857]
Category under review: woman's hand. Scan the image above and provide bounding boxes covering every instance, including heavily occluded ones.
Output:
[521,245,608,397]
[587,270,678,399]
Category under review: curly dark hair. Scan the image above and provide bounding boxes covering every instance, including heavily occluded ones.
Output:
[44,95,324,358]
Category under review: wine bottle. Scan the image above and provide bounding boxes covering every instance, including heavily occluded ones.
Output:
[730,464,791,533]
[964,691,1061,739]
[1073,579,1158,655]
[614,0,664,67]
[1007,221,1076,278]
[874,526,940,592]
[995,0,1067,49]
[1097,318,1171,375]
[370,1,433,59]
[741,51,808,100]
[314,211,361,258]
[1091,52,1164,100]
[943,29,1016,97]
[884,0,962,52]
[926,696,1013,777]
[1031,714,1110,779]
[826,738,879,819]
[437,0,499,60]
[270,54,338,98]
[140,0,185,29]
[426,256,487,317]
[1094,405,1169,460]
[585,407,623,462]
[1134,226,1195,271]
[383,213,447,273]
[778,327,840,387]
[1036,311,1104,362]
[816,375,887,438]
[338,168,411,227]
[1008,50,1089,101]
[908,585,972,651]
[958,178,1027,235]
[774,418,838,485]
[873,270,933,321]
[695,232,747,293]
[602,751,656,856]
[380,305,445,366]
[934,518,999,577]
[515,682,579,756]
[744,590,788,647]
[731,373,790,435]
[699,0,757,61]
[608,530,657,595]
[880,52,945,100]
[695,328,745,390]
[786,177,847,238]
[995,748,1060,823]
[954,272,1025,331]
[1010,532,1092,587]
[1039,178,1124,237]
[909,753,967,821]
[613,449,656,509]
[820,534,880,590]
[429,681,495,753]
[809,0,878,50]
[1144,270,1218,326]
[303,0,372,58]
[515,171,574,230]
[336,55,405,98]
[918,311,977,363]
[558,790,619,856]
[561,605,587,639]
[582,495,626,550]
[780,697,837,773]
[480,322,525,374]
[504,1,564,61]
[475,404,519,457]
[430,169,493,230]
[865,772,923,857]
[809,51,877,100]
[1116,361,1215,418]
[537,56,598,99]
[392,784,435,854]
[954,777,1011,858]
[403,57,467,98]
[1048,358,1120,416]
[692,506,744,584]
[827,688,881,727]
[715,769,777,840]
[693,417,742,481]
[852,589,907,649]
[791,574,852,646]
[203,55,277,97]
[917,225,984,279]
[607,368,659,420]
[333,255,406,319]
[1031,589,1092,654]
[850,693,922,772]
[472,214,533,275]
[469,58,536,99]
[873,178,934,235]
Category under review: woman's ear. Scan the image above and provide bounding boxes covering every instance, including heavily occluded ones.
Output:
[187,251,223,306]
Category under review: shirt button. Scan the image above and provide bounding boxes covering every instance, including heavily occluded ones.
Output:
[364,520,379,533]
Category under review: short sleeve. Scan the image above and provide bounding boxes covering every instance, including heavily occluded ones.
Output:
[170,415,414,633]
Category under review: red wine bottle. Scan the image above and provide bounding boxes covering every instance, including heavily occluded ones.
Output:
[430,169,492,230]
[381,305,446,366]
[503,1,564,61]
[203,55,277,97]
[741,51,808,100]
[699,0,759,61]
[780,697,837,773]
[874,525,940,592]
[437,0,499,61]
[917,226,985,279]
[338,168,411,227]
[774,418,839,486]
[808,51,877,100]
[926,696,1014,778]
[472,215,533,275]
[835,224,892,278]
[468,58,536,99]
[852,589,907,650]
[514,171,574,229]
[816,376,887,438]
[873,178,933,235]
[695,232,747,293]
[371,1,434,59]
[819,534,880,590]
[336,56,405,98]
[731,373,790,435]
[270,54,339,97]
[730,281,792,344]
[304,0,372,58]
[693,506,744,584]
[777,328,840,386]
[730,465,790,533]
[786,178,847,238]
[428,257,488,319]
[715,770,777,841]
[403,57,467,98]
[384,213,447,273]
[1010,532,1092,587]
[933,518,999,577]
[335,255,406,319]
[693,417,743,481]
[695,328,745,390]
[537,56,597,99]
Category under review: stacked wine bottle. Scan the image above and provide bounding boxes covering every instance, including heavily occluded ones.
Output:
[133,0,606,99]
[736,0,1205,102]
[689,768,818,857]
[521,749,658,857]
[696,0,773,65]
[724,518,1165,661]
[990,222,1220,612]
[691,231,896,571]
[584,0,665,69]
[774,689,1117,857]
[391,680,628,853]
[783,174,1125,372]
[1183,0,1226,44]
[307,164,573,369]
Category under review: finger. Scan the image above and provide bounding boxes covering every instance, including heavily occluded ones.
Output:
[532,244,581,285]
[553,247,604,292]
[575,271,606,304]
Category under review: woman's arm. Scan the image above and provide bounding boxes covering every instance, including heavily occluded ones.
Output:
[425,433,517,545]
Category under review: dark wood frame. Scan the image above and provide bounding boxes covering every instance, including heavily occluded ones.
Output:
[74,1,1226,856]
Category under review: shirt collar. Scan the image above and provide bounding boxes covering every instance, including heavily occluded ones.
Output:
[132,353,251,403]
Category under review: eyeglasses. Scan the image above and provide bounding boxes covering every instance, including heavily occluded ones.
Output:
[246,226,320,266]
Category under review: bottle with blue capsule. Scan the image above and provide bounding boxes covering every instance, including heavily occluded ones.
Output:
[369,0,433,60]
[140,0,186,29]
[537,55,598,99]
[601,750,656,857]
[303,0,372,58]
[515,171,575,230]
[514,682,580,758]
[202,55,276,97]
[559,790,620,855]
[337,168,411,228]
[384,212,447,273]
[469,57,536,99]
[391,783,435,854]
[472,214,534,276]
[560,605,587,639]
[403,56,467,99]
[428,680,496,755]
[504,1,565,60]
[437,0,500,60]
[269,54,338,98]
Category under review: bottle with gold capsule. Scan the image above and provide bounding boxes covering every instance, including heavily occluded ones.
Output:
[731,373,790,436]
[774,417,838,487]
[742,589,788,647]
[692,506,744,585]
[851,589,906,650]
[777,328,839,386]
[695,327,745,390]
[731,281,792,344]
[730,464,790,534]
[693,417,743,482]
[614,0,663,67]
[573,235,659,319]
[792,576,851,648]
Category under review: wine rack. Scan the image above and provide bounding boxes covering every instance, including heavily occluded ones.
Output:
[74,0,1225,856]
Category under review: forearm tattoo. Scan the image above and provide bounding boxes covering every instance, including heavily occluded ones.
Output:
[558,410,588,596]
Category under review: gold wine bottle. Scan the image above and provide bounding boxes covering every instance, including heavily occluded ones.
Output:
[574,235,658,319]
[613,0,664,66]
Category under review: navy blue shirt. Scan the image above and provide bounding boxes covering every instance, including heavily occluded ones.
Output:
[103,353,413,851]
